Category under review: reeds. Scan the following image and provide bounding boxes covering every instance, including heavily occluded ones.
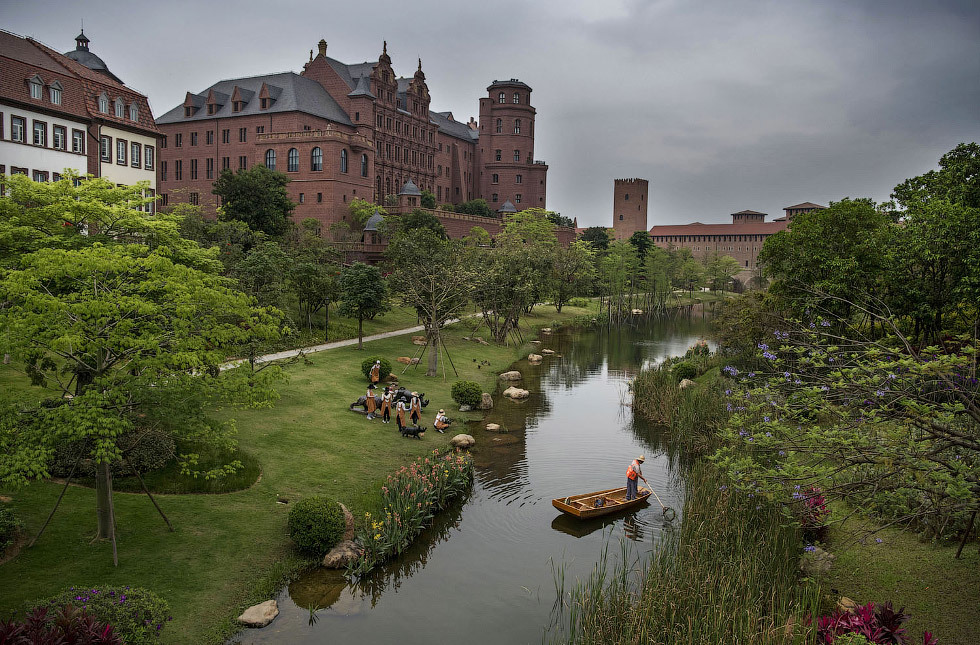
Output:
[631,365,730,454]
[556,463,820,644]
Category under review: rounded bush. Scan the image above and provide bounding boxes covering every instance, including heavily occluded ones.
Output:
[451,380,483,407]
[672,361,698,382]
[50,430,176,479]
[361,356,392,382]
[37,585,172,644]
[0,506,21,554]
[288,496,346,556]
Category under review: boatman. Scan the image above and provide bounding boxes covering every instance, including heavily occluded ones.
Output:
[626,455,648,501]
[369,360,381,384]
[365,384,377,420]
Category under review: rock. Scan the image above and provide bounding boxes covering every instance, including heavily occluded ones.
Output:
[800,545,835,577]
[540,327,552,334]
[339,503,354,541]
[499,370,522,381]
[475,337,490,346]
[491,434,520,445]
[462,336,471,341]
[479,392,494,410]
[387,374,398,382]
[503,386,530,399]
[238,600,279,628]
[541,349,555,355]
[530,340,541,345]
[485,423,501,432]
[396,356,412,364]
[631,308,643,315]
[412,335,427,346]
[679,379,696,389]
[527,353,543,364]
[410,358,420,365]
[837,596,858,613]
[322,540,361,569]
[450,434,475,449]
[458,404,473,412]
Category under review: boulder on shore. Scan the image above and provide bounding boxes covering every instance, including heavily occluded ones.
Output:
[503,386,530,400]
[322,540,361,568]
[527,353,543,364]
[238,600,279,628]
[679,378,696,389]
[540,328,552,334]
[541,349,555,355]
[479,392,494,410]
[450,434,476,449]
[499,370,522,381]
[458,404,473,412]
[485,423,501,432]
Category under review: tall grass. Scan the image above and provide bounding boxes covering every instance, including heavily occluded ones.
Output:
[557,463,820,644]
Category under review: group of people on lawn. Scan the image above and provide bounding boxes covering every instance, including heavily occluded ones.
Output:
[365,360,450,433]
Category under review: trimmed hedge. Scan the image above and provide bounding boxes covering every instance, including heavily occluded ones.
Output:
[287,496,346,556]
[360,356,392,382]
[36,585,171,644]
[451,380,483,407]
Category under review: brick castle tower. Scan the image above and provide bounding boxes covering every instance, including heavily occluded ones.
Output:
[612,178,649,240]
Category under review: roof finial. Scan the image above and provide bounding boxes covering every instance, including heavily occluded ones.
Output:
[418,57,422,72]
[383,40,387,55]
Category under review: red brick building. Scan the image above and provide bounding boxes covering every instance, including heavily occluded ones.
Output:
[611,178,648,240]
[155,39,548,231]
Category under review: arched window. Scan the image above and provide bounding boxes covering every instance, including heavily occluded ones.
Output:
[513,92,520,104]
[310,147,322,171]
[114,98,124,117]
[340,149,348,173]
[98,93,109,113]
[514,119,521,134]
[360,154,368,177]
[386,177,391,196]
[129,104,138,120]
[625,193,629,201]
[265,149,276,170]
[376,176,382,199]
[496,118,502,133]
[287,148,299,172]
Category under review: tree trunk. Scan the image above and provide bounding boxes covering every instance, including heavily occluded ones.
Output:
[324,300,330,342]
[95,461,114,540]
[426,326,439,377]
[357,316,363,350]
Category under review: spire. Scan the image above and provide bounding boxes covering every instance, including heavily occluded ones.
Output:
[317,39,327,57]
[418,58,422,72]
[75,28,89,51]
[379,40,391,64]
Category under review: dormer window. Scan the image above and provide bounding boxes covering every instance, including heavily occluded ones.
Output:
[114,98,124,118]
[129,104,138,120]
[185,106,194,117]
[207,104,217,115]
[98,93,109,113]
[233,101,244,112]
[260,98,270,109]
[49,81,62,105]
[29,75,43,100]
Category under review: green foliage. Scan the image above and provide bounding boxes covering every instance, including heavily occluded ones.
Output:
[287,496,346,556]
[0,506,21,554]
[546,211,574,228]
[628,230,652,260]
[420,189,436,209]
[384,209,446,239]
[463,226,491,247]
[49,430,176,478]
[567,297,592,308]
[233,241,292,310]
[338,262,390,348]
[360,357,392,381]
[579,226,611,251]
[671,361,698,381]
[892,142,980,209]
[111,442,261,495]
[454,198,494,218]
[174,203,258,271]
[347,198,385,228]
[450,381,483,407]
[38,585,172,644]
[212,166,295,236]
[0,604,124,643]
[550,240,596,312]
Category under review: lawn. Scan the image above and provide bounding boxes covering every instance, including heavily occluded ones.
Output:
[0,302,596,644]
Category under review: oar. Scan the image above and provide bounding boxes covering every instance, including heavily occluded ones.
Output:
[644,485,676,521]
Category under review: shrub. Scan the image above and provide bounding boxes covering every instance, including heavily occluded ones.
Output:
[0,604,124,644]
[451,380,483,407]
[672,361,698,381]
[567,297,592,308]
[816,600,937,645]
[49,430,176,479]
[360,356,392,382]
[37,586,171,644]
[288,496,346,556]
[0,506,21,555]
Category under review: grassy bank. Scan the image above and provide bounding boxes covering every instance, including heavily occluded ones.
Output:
[0,302,596,643]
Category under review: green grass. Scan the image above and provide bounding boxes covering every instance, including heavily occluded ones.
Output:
[821,519,980,645]
[0,302,596,644]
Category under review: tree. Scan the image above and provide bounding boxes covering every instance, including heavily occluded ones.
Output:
[580,226,611,251]
[348,198,385,228]
[599,241,639,322]
[338,262,390,349]
[495,208,558,313]
[642,246,674,312]
[386,229,473,376]
[628,230,652,262]
[892,142,980,209]
[420,189,436,209]
[383,209,446,239]
[0,243,286,554]
[212,166,294,236]
[550,240,596,312]
[704,253,743,292]
[455,199,494,218]
[289,261,340,337]
[175,202,259,272]
[463,226,491,247]
[233,241,293,311]
[546,211,575,228]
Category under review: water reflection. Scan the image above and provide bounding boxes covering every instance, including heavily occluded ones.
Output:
[550,503,650,540]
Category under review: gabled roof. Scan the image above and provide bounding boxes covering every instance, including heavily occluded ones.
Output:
[732,209,766,216]
[430,110,479,142]
[348,75,375,98]
[784,202,826,210]
[322,56,376,90]
[156,71,353,126]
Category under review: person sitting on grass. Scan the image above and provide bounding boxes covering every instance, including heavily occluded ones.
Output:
[433,409,450,433]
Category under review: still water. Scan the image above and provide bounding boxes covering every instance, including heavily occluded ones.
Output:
[234,315,712,644]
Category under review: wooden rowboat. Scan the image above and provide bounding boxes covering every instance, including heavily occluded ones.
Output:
[552,486,651,519]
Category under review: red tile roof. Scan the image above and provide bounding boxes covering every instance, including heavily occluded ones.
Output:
[649,220,788,236]
[784,202,826,210]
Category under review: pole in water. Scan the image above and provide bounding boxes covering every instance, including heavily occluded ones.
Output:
[647,486,676,521]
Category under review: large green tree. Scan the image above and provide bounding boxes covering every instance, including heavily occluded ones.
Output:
[580,226,611,251]
[338,262,390,349]
[550,240,596,312]
[212,166,295,236]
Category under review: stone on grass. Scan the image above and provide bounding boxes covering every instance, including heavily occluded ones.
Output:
[485,423,501,432]
[396,356,413,364]
[837,596,858,613]
[527,353,543,364]
[410,358,420,365]
[322,540,361,568]
[479,392,494,410]
[412,335,427,345]
[800,545,835,577]
[339,503,354,541]
[499,370,522,381]
[541,349,555,355]
[679,378,696,389]
[474,337,489,345]
[530,340,541,345]
[540,328,552,334]
[450,434,475,449]
[503,386,530,399]
[459,404,473,412]
[238,600,279,628]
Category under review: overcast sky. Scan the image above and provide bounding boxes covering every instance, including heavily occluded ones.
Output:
[3,0,978,227]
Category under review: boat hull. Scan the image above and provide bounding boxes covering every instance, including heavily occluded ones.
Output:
[552,486,651,519]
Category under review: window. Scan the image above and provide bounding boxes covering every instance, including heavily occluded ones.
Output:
[116,139,127,164]
[190,192,199,205]
[33,170,48,182]
[207,103,216,116]
[100,135,111,161]
[355,111,360,121]
[53,125,66,150]
[160,135,167,149]
[114,98,124,118]
[311,147,323,171]
[317,193,322,203]
[239,128,247,142]
[221,156,230,170]
[515,194,522,203]
[287,148,299,172]
[299,193,305,203]
[624,193,629,201]
[340,149,348,173]
[492,193,498,202]
[72,129,84,153]
[496,118,502,133]
[206,130,214,145]
[190,132,198,146]
[265,149,276,170]
[206,157,214,179]
[498,92,505,103]
[239,156,247,169]
[131,142,141,167]
[619,214,624,221]
[514,119,521,134]
[33,120,47,146]
[256,126,264,134]
[361,154,368,177]
[513,92,520,104]
[516,174,522,184]
[513,150,520,162]
[29,77,43,99]
[184,106,194,118]
[492,173,499,184]
[11,116,26,142]
[222,129,230,144]
[495,149,501,161]
[98,93,109,113]
[161,161,168,181]
[129,104,138,120]
[233,101,243,113]
[53,172,61,182]
[174,160,182,180]
[145,146,154,170]
[190,158,198,179]
[175,133,182,147]
[260,98,270,109]
[49,83,62,105]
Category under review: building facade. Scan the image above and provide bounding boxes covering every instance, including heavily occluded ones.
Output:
[611,178,648,240]
[156,39,548,231]
[0,30,159,194]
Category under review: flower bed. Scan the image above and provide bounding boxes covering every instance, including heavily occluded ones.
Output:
[348,449,473,577]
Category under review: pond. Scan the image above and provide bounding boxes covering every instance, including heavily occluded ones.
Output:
[233,314,713,644]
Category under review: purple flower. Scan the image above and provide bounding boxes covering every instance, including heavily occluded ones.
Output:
[764,416,771,422]
[758,343,770,351]
[763,350,777,360]
[804,545,816,552]
[778,450,786,456]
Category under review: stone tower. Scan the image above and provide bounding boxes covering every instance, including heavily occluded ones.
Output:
[612,178,649,240]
